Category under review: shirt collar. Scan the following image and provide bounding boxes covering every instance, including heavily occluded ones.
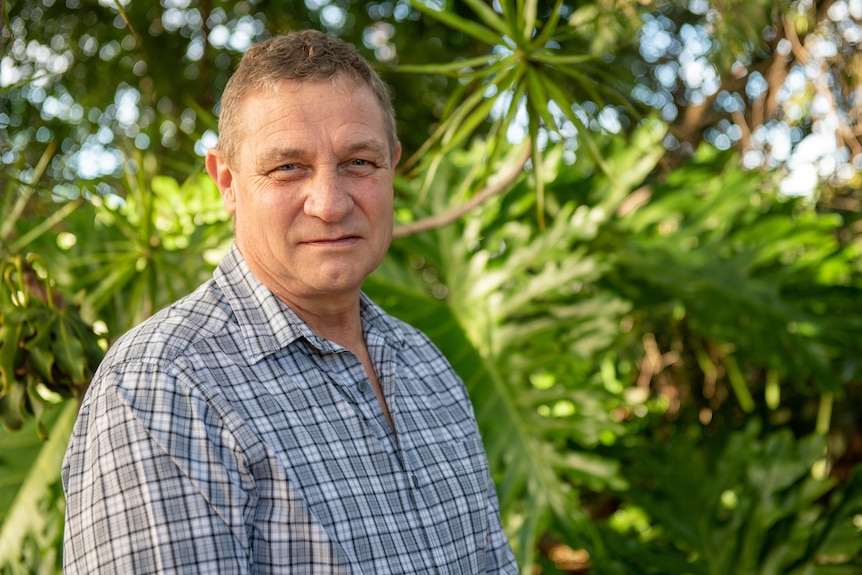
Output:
[214,243,404,363]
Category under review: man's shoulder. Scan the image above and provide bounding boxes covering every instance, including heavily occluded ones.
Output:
[101,279,233,369]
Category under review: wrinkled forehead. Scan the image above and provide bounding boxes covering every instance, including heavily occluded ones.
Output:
[231,79,391,163]
[236,77,395,154]
[237,77,381,125]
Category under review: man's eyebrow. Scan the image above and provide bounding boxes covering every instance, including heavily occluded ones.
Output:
[342,140,389,157]
[255,141,390,166]
[256,147,308,166]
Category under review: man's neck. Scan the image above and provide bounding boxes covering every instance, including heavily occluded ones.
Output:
[288,298,365,352]
[239,246,366,350]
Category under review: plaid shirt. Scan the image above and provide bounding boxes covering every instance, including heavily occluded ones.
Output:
[62,244,517,574]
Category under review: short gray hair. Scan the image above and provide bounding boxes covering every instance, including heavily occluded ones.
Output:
[216,30,398,165]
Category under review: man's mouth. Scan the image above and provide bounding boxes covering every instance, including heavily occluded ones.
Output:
[303,235,360,246]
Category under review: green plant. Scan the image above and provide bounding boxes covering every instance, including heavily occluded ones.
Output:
[598,422,862,574]
[0,255,102,436]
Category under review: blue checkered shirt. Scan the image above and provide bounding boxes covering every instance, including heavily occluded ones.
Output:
[62,244,517,574]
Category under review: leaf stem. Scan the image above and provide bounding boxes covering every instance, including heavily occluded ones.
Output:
[393,143,531,238]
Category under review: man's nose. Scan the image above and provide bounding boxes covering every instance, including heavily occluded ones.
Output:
[304,169,353,222]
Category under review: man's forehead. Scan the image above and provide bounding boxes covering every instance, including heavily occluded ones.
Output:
[235,78,382,123]
[234,82,391,165]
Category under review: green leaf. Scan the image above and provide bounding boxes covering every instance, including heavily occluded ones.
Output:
[0,323,23,396]
[521,0,538,43]
[0,400,75,572]
[410,1,505,46]
[80,256,138,317]
[530,0,565,49]
[0,382,26,432]
[51,317,86,384]
[394,54,501,76]
[463,0,511,38]
[535,70,609,174]
[8,200,83,254]
[404,62,520,173]
[25,384,51,441]
[27,346,54,385]
[528,115,545,228]
[441,82,507,150]
[524,67,558,132]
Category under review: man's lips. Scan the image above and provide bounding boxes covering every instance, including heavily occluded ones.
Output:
[301,235,360,246]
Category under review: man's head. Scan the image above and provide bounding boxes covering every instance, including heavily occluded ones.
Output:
[206,30,401,314]
[216,29,398,167]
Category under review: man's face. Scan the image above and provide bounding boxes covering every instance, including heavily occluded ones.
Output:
[208,79,400,310]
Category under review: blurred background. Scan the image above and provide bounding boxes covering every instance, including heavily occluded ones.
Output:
[1,1,861,573]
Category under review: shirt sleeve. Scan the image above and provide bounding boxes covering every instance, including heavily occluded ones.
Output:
[478,462,518,573]
[62,365,253,575]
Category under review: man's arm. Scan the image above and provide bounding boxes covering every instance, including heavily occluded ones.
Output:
[62,369,252,575]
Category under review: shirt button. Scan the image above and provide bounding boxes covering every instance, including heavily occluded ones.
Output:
[357,380,369,393]
[412,475,420,488]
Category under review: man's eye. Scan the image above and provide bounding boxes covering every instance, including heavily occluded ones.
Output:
[351,159,369,166]
[277,164,296,171]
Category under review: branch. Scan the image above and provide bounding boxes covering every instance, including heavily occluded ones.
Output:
[392,144,531,238]
[782,16,809,66]
[784,14,862,157]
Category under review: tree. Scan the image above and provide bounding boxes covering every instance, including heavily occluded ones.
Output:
[2,1,861,573]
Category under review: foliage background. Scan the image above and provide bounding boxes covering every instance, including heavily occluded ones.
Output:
[2,0,861,573]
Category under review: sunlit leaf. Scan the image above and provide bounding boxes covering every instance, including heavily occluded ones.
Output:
[0,401,75,571]
[410,1,505,46]
[391,54,502,76]
[463,0,510,37]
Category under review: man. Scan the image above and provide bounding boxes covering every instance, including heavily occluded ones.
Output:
[62,29,518,573]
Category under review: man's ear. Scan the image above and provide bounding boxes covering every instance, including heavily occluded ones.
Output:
[391,142,402,174]
[206,148,237,214]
